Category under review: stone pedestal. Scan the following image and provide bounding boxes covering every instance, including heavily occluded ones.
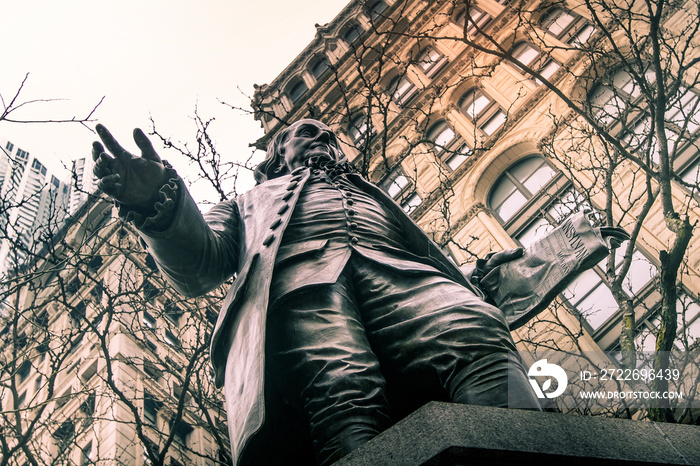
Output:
[335,402,700,465]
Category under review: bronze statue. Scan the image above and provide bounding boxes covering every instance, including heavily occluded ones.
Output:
[91,119,546,465]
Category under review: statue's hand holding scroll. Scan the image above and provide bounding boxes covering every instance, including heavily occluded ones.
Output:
[92,124,169,216]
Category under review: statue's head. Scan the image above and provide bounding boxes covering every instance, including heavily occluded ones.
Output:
[254,119,348,184]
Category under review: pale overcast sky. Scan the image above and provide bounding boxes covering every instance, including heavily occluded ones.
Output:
[1,0,349,198]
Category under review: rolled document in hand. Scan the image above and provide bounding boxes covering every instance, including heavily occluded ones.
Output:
[480,211,627,330]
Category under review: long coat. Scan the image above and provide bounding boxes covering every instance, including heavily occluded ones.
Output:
[137,167,482,464]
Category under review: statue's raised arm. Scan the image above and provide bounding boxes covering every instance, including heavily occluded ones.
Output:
[92,124,170,215]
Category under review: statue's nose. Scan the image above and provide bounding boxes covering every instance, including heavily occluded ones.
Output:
[315,130,331,143]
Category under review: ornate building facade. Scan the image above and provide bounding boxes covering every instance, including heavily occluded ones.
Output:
[251,0,700,369]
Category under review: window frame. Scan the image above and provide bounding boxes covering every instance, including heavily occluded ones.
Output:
[425,119,472,170]
[540,7,596,46]
[380,168,423,213]
[458,88,507,136]
[387,74,418,106]
[415,46,448,79]
[510,41,561,84]
[453,6,492,37]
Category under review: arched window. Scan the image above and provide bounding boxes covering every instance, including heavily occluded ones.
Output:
[510,41,561,83]
[426,120,471,170]
[488,156,557,224]
[488,155,657,335]
[287,80,308,104]
[454,6,492,37]
[540,8,595,46]
[458,88,507,135]
[415,46,448,78]
[310,56,330,78]
[343,23,363,45]
[387,74,418,106]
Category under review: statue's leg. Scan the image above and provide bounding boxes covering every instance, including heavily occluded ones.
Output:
[267,271,391,465]
[353,260,541,409]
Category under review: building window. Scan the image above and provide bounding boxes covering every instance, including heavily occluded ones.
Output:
[343,23,363,44]
[540,7,596,46]
[415,46,448,78]
[368,1,388,20]
[348,114,374,149]
[17,391,26,408]
[164,330,180,348]
[510,41,561,83]
[5,141,14,152]
[591,70,700,193]
[164,301,183,327]
[144,392,162,426]
[458,88,507,135]
[681,156,700,185]
[142,311,156,329]
[70,301,88,327]
[35,375,43,394]
[454,6,492,37]
[426,120,472,170]
[53,420,75,451]
[310,56,330,78]
[287,80,308,104]
[488,156,557,224]
[171,420,194,446]
[16,360,32,384]
[387,74,418,106]
[81,441,93,466]
[488,155,657,334]
[381,169,422,213]
[143,281,160,300]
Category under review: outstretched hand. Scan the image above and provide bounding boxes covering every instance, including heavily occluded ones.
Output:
[92,124,169,213]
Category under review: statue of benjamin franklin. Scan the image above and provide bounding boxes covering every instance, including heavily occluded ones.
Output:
[92,119,543,465]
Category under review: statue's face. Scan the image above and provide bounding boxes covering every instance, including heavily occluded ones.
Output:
[280,119,341,171]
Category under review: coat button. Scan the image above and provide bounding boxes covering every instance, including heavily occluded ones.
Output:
[347,209,356,216]
[291,166,305,175]
[277,204,289,215]
[346,198,355,206]
[282,191,294,201]
[262,234,275,247]
[349,222,358,229]
[286,182,298,191]
[350,236,359,244]
[269,218,282,230]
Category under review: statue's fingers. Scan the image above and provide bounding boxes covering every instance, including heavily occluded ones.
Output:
[489,247,524,266]
[93,154,113,178]
[92,141,105,162]
[97,173,121,194]
[133,128,162,162]
[96,124,129,158]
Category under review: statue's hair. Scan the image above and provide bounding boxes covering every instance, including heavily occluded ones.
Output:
[253,121,349,184]
[254,127,290,184]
